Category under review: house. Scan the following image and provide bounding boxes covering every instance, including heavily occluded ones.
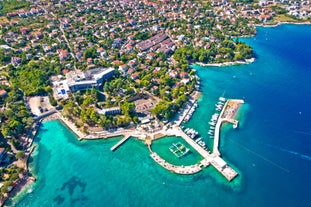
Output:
[0,90,8,97]
[0,148,9,165]
[169,70,178,78]
[112,60,122,66]
[20,27,31,35]
[11,57,22,66]
[180,72,189,79]
[34,32,43,39]
[97,47,104,54]
[146,52,155,60]
[119,64,128,73]
[26,53,32,60]
[127,68,135,75]
[43,45,52,52]
[57,49,69,61]
[76,52,83,60]
[87,58,93,64]
[128,59,137,68]
[131,73,139,80]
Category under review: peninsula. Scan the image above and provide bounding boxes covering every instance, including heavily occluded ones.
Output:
[0,0,310,205]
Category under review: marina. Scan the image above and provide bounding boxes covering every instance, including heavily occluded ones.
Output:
[172,98,243,181]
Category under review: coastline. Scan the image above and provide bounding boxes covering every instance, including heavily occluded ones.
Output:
[1,130,39,206]
[194,21,310,69]
[9,19,311,206]
[195,58,255,67]
[259,21,311,28]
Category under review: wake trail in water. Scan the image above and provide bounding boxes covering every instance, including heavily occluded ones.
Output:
[292,130,311,137]
[266,144,311,162]
[226,138,290,173]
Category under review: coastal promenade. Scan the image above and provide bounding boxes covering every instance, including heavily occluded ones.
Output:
[196,58,255,67]
[56,113,86,139]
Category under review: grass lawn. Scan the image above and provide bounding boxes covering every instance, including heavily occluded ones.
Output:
[273,14,304,23]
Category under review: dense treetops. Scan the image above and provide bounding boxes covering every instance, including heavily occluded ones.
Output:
[174,39,253,64]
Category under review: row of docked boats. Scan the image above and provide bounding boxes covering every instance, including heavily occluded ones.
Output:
[195,76,200,91]
[183,101,198,123]
[183,126,209,152]
[184,127,199,139]
[208,97,226,138]
[194,137,209,152]
[215,97,226,111]
[208,114,217,138]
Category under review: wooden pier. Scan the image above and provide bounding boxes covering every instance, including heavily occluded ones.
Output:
[110,135,131,151]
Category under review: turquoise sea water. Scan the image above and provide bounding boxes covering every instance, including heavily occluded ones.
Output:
[11,24,311,207]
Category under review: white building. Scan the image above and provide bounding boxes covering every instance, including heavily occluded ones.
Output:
[52,67,115,100]
[66,67,115,92]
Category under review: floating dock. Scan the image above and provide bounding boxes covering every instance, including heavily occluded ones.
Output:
[110,135,131,151]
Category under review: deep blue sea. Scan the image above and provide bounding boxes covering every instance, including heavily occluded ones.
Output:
[10,24,311,207]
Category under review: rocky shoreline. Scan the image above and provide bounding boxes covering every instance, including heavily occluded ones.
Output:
[195,58,255,67]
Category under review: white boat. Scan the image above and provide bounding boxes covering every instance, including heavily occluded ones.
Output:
[219,97,226,102]
[198,141,206,147]
[216,104,223,108]
[196,137,202,141]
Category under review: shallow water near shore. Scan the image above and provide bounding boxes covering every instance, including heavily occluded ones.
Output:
[11,24,311,207]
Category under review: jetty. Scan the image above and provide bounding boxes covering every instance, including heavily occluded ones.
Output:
[110,135,131,151]
[210,99,244,180]
[150,152,202,174]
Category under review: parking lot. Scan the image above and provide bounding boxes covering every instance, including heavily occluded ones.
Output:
[28,96,54,116]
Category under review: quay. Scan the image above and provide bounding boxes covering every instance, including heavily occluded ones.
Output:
[171,127,210,158]
[210,99,244,180]
[110,135,131,151]
[212,99,242,156]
